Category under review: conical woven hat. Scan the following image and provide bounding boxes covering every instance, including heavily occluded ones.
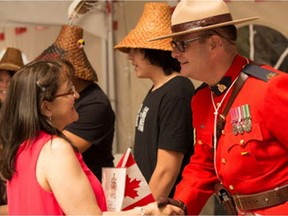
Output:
[150,0,258,41]
[0,47,24,72]
[36,25,98,81]
[114,2,173,53]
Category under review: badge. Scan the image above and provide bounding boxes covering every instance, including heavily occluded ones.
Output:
[217,84,227,93]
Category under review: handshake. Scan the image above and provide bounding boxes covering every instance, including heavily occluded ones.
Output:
[138,198,187,216]
[157,197,187,214]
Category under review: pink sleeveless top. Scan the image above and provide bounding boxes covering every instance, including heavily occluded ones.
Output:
[7,131,107,215]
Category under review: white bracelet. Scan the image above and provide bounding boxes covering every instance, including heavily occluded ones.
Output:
[135,207,146,216]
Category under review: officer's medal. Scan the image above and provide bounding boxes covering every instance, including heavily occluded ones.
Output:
[230,104,252,135]
[230,107,239,135]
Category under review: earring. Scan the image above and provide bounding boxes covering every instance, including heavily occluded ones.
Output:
[47,115,55,129]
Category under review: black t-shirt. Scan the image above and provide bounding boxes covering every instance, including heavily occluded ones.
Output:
[134,76,195,197]
[65,83,115,181]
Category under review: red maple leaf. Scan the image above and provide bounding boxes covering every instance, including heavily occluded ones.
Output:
[124,175,141,199]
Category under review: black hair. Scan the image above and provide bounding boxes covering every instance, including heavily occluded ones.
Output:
[140,49,181,75]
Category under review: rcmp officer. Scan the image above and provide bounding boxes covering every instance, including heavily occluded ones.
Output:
[151,0,288,215]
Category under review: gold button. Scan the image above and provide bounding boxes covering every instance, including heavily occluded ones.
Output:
[221,130,225,135]
[239,139,244,145]
[198,140,203,145]
[229,185,234,190]
[221,158,226,164]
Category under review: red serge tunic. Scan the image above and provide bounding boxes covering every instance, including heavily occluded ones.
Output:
[7,131,107,215]
[174,55,288,215]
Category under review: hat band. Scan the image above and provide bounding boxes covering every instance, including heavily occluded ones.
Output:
[172,13,232,33]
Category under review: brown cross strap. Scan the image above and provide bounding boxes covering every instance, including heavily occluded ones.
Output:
[216,72,248,139]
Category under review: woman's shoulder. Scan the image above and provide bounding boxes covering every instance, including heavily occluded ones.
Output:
[41,136,76,158]
[39,136,80,177]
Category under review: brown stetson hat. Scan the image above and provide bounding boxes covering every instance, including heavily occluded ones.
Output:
[0,47,24,72]
[114,2,173,53]
[149,0,258,41]
[36,25,98,82]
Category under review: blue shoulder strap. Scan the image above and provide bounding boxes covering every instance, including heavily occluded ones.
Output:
[242,64,278,82]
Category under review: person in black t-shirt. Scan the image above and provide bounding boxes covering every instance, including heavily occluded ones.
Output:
[64,77,115,181]
[36,25,115,181]
[115,2,195,200]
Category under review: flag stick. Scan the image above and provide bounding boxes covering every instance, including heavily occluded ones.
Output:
[121,147,132,168]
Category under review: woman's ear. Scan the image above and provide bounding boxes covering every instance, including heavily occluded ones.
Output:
[40,100,52,117]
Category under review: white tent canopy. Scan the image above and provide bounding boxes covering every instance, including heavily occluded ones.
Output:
[0,0,108,38]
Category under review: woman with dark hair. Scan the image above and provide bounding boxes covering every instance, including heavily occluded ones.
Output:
[115,2,195,200]
[0,59,94,214]
[0,59,183,215]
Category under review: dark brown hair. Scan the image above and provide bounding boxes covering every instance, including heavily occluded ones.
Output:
[0,59,75,180]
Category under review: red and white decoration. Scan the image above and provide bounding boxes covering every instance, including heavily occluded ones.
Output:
[102,148,154,211]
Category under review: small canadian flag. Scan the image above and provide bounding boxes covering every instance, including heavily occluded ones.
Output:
[102,148,154,211]
[117,148,155,210]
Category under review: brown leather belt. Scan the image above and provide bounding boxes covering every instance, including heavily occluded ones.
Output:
[232,184,288,211]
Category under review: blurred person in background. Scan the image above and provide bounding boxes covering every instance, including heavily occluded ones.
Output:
[0,47,24,108]
[0,47,24,214]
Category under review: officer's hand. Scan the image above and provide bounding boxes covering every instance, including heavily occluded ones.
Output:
[143,201,185,215]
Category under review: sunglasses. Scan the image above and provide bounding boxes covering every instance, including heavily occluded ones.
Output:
[170,36,202,52]
[54,83,77,98]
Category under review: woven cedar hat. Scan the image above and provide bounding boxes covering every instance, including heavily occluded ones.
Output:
[36,25,98,81]
[150,0,258,41]
[114,2,173,53]
[0,47,24,72]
